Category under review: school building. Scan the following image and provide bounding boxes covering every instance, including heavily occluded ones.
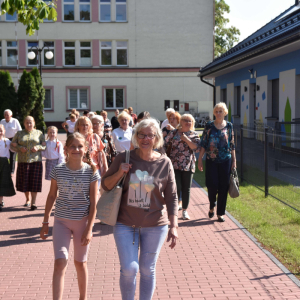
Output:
[0,0,214,125]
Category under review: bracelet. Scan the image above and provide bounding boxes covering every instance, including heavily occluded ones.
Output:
[42,222,49,224]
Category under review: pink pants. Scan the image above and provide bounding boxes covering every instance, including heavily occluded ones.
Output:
[53,216,90,262]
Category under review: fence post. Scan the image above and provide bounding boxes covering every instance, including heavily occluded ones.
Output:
[240,125,243,182]
[264,128,269,197]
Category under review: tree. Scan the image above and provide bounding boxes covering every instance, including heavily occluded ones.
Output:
[0,71,18,119]
[30,68,46,130]
[0,0,57,36]
[17,70,38,126]
[215,0,240,57]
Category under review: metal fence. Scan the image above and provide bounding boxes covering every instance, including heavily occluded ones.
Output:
[234,124,300,212]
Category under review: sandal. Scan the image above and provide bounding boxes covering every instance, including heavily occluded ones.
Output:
[30,205,37,211]
[208,210,214,218]
[24,200,30,207]
[217,216,225,222]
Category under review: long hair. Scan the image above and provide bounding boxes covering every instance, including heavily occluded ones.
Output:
[64,132,97,174]
[47,126,59,149]
[74,116,93,135]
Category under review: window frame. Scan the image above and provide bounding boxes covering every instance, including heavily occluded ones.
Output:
[100,0,111,22]
[43,41,55,66]
[79,0,91,22]
[63,41,76,66]
[27,41,39,66]
[66,86,91,111]
[100,41,112,66]
[102,86,126,110]
[116,41,128,66]
[6,41,18,66]
[63,0,75,22]
[43,86,54,111]
[115,0,127,22]
[80,41,92,66]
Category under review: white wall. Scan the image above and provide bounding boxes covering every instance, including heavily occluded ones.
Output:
[256,75,268,124]
[241,79,250,127]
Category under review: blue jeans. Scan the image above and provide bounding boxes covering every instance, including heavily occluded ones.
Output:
[113,222,168,300]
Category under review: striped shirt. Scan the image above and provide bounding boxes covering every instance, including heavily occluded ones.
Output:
[50,163,100,220]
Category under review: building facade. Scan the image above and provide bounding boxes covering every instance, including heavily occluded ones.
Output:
[0,0,214,124]
[200,1,300,135]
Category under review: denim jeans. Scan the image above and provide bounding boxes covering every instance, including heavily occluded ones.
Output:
[113,222,168,300]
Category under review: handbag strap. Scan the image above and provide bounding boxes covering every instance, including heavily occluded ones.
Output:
[115,150,130,188]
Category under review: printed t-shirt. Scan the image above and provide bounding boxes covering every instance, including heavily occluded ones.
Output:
[102,149,178,228]
[50,163,100,220]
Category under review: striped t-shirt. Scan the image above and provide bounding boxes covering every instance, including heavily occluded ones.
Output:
[50,163,100,220]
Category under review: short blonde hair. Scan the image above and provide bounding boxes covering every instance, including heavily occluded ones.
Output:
[74,116,93,135]
[132,118,163,149]
[177,114,195,131]
[24,116,35,124]
[213,102,228,116]
[117,111,131,122]
[92,115,104,123]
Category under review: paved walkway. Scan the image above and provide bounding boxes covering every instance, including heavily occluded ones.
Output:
[1,157,300,299]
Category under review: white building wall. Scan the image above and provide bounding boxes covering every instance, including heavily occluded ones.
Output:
[241,79,250,127]
[256,75,268,125]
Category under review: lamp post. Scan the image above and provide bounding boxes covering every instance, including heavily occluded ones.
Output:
[27,46,53,79]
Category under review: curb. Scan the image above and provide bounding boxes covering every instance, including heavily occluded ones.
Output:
[192,179,300,288]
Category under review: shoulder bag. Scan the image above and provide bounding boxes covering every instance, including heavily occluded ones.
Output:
[96,150,130,226]
[229,168,240,198]
[166,129,178,157]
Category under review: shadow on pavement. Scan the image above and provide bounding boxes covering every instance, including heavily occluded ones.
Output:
[93,222,113,238]
[178,218,216,227]
[0,227,51,247]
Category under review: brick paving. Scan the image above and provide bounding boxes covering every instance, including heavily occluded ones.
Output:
[1,139,300,299]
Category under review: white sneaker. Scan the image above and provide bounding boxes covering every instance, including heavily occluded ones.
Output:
[182,210,190,220]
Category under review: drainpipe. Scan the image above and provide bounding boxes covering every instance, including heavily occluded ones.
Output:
[200,75,216,108]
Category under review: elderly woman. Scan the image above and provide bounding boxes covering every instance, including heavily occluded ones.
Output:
[112,111,133,153]
[101,118,178,300]
[162,111,181,139]
[75,116,105,185]
[161,108,175,130]
[10,116,46,210]
[164,114,200,219]
[100,110,112,134]
[0,109,22,174]
[198,102,236,222]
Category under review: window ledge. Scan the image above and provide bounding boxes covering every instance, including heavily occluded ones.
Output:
[104,108,124,111]
[99,21,128,23]
[44,109,54,112]
[265,117,278,120]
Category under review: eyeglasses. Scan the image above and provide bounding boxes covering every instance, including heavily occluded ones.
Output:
[182,119,192,123]
[137,133,156,140]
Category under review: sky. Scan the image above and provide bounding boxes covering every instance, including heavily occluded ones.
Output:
[225,0,296,43]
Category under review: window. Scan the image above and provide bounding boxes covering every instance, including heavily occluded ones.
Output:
[64,42,75,66]
[116,0,126,21]
[100,41,111,66]
[6,12,17,21]
[100,0,111,22]
[64,0,74,21]
[7,41,18,66]
[0,42,2,66]
[105,88,124,109]
[43,41,55,66]
[116,41,127,66]
[44,89,52,110]
[28,41,38,65]
[69,89,88,109]
[80,0,90,21]
[80,42,91,66]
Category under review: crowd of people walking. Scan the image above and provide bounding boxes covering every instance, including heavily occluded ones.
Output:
[0,103,236,300]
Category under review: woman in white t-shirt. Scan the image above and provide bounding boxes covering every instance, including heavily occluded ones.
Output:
[112,111,133,153]
[62,114,76,137]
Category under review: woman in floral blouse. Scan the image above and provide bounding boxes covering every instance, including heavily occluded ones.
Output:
[10,116,46,210]
[198,103,236,222]
[164,114,200,220]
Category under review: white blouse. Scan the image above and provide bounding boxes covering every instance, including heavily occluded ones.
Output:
[0,139,11,159]
[66,120,76,133]
[112,127,133,152]
[42,140,65,163]
[0,118,22,139]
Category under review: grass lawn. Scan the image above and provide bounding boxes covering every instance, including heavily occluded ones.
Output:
[193,160,300,279]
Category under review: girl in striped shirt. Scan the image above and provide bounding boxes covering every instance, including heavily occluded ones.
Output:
[40,132,100,300]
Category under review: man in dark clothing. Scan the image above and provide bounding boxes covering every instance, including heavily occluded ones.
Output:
[111,109,120,130]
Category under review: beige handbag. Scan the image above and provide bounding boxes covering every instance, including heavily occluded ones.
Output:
[229,169,240,198]
[96,150,130,226]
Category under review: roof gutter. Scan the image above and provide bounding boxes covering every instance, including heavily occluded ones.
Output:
[200,75,216,108]
[200,28,300,77]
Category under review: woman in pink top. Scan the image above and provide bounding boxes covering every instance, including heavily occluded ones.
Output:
[75,116,105,186]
